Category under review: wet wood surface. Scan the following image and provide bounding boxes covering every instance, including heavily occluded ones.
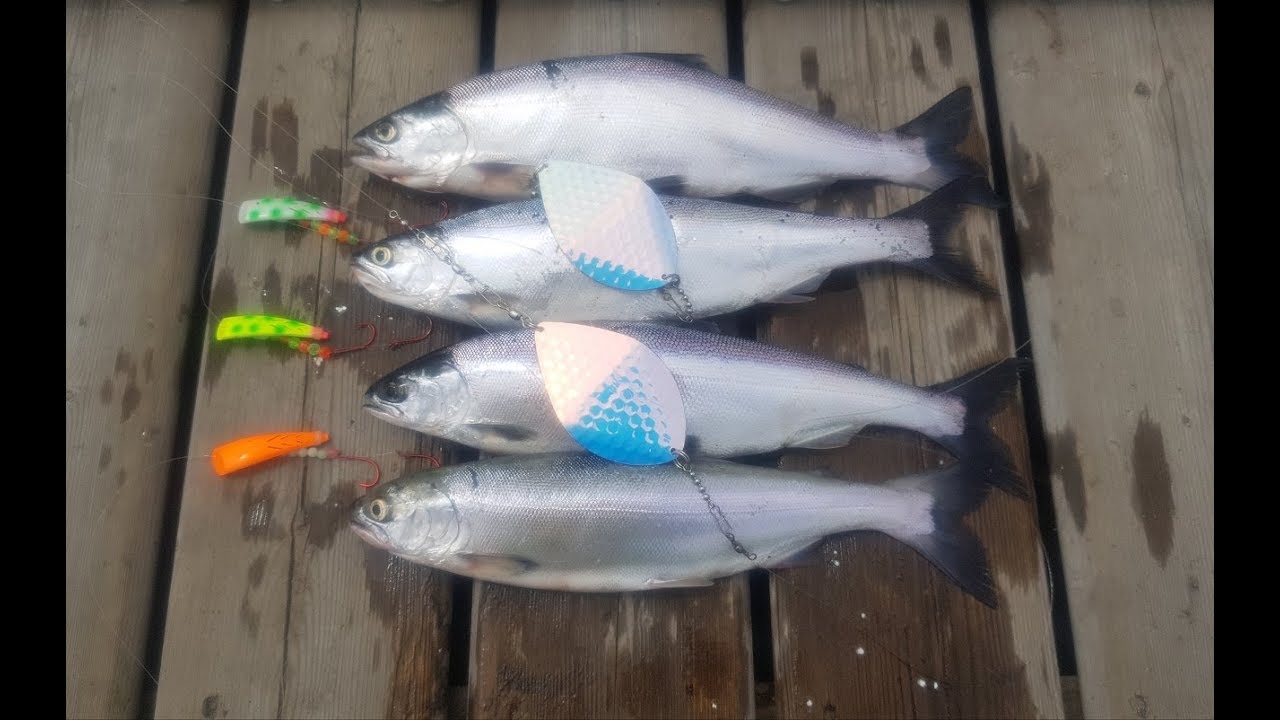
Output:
[986,2,1213,717]
[744,1,1063,717]
[66,3,235,717]
[465,3,754,719]
[154,2,479,717]
[67,1,1213,718]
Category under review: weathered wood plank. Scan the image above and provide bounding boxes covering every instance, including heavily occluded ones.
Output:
[466,4,752,719]
[743,2,1062,717]
[66,3,234,717]
[155,2,479,717]
[986,3,1213,717]
[283,1,482,718]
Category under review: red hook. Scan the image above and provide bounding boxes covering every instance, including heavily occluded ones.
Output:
[325,322,377,358]
[397,450,442,469]
[327,450,383,489]
[387,317,434,351]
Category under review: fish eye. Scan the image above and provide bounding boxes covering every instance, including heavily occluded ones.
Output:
[380,380,409,403]
[369,499,389,523]
[373,121,398,143]
[371,246,393,266]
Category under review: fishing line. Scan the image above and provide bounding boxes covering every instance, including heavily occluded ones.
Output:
[66,173,394,228]
[81,2,1046,698]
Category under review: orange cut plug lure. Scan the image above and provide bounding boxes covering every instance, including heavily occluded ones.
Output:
[211,431,329,476]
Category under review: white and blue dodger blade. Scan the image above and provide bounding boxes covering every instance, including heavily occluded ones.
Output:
[534,322,687,465]
[536,162,679,292]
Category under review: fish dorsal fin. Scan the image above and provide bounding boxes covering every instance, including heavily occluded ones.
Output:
[626,53,714,73]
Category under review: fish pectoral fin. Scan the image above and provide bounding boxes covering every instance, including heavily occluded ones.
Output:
[455,553,537,576]
[455,292,525,318]
[645,175,689,195]
[453,163,539,199]
[469,423,539,442]
[644,576,715,589]
[789,425,860,450]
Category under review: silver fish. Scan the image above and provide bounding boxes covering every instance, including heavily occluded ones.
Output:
[363,322,1024,496]
[350,178,993,327]
[350,53,995,203]
[349,453,1000,606]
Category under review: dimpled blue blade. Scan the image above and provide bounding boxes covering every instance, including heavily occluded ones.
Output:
[537,162,678,292]
[535,322,686,465]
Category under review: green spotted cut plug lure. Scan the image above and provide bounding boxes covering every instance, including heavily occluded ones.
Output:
[239,197,361,246]
[215,314,431,361]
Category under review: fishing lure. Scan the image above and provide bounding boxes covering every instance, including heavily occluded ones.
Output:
[295,219,359,246]
[534,321,753,559]
[535,321,684,465]
[215,314,431,361]
[239,197,362,245]
[368,171,738,553]
[536,162,678,291]
[535,163,694,319]
[210,430,380,487]
[239,197,346,224]
[210,432,441,488]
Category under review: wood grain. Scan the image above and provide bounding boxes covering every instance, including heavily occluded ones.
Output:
[986,2,1213,717]
[66,3,234,716]
[743,1,1062,717]
[154,2,480,717]
[466,4,753,718]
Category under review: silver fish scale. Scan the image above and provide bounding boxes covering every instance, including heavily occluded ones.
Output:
[406,323,961,457]
[405,196,930,326]
[378,454,925,591]
[444,54,925,197]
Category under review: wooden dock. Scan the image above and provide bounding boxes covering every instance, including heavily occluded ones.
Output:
[66,2,1213,718]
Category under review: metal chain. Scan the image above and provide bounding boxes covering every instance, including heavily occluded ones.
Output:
[672,449,757,561]
[389,210,540,330]
[387,212,746,557]
[660,274,695,323]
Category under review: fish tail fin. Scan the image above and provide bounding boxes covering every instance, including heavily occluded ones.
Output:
[887,462,1000,608]
[889,178,999,295]
[929,357,1030,498]
[895,87,1003,207]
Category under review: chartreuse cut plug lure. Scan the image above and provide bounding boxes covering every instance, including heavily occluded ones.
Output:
[239,197,361,246]
[214,314,432,362]
[215,314,363,361]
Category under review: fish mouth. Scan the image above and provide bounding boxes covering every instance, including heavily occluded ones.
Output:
[350,264,389,288]
[349,139,415,178]
[349,153,408,178]
[362,395,405,421]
